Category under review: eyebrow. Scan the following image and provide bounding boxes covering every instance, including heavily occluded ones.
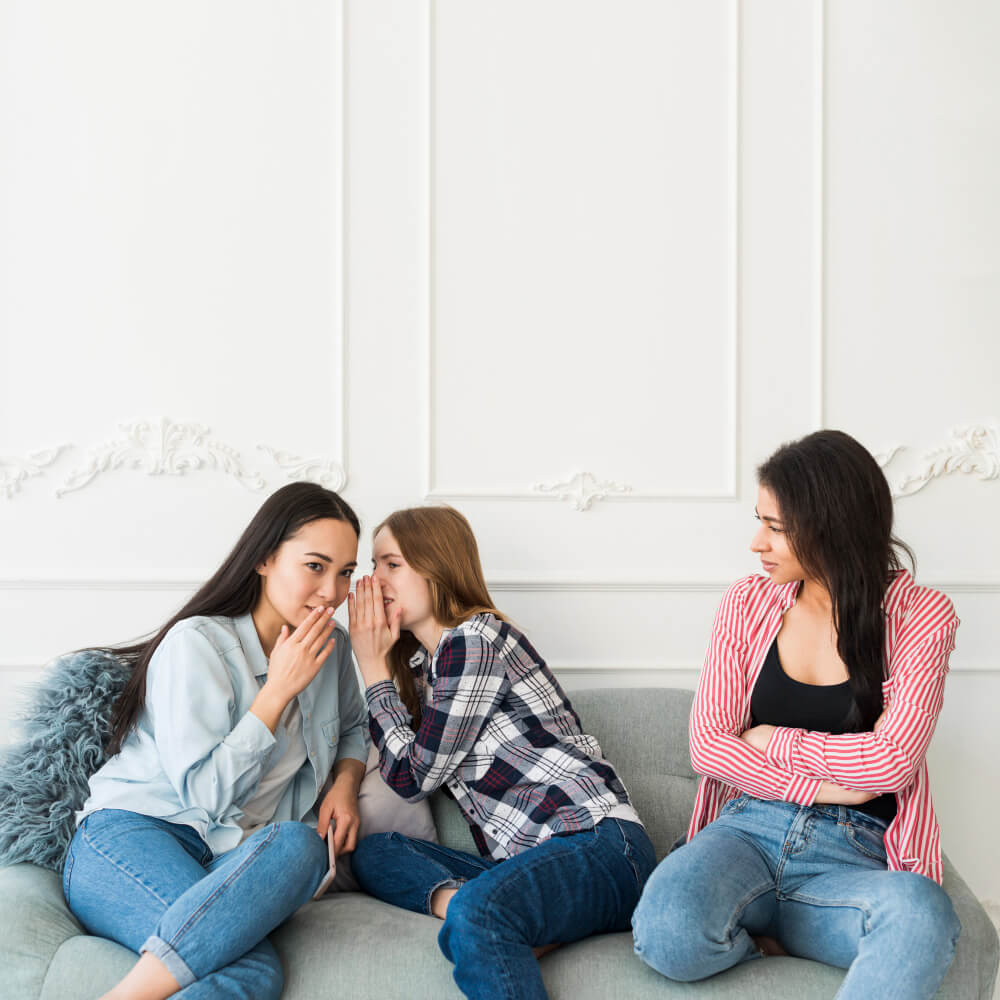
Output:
[754,508,784,525]
[304,552,358,569]
[372,552,403,562]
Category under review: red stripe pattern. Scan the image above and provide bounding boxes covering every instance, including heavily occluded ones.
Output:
[687,571,958,883]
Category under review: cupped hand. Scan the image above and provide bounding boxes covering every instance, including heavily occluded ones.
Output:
[347,575,402,678]
[264,606,338,702]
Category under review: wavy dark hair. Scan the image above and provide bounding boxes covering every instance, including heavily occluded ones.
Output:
[104,482,360,756]
[757,430,914,732]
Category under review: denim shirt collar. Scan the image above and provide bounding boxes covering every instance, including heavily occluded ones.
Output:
[233,613,269,679]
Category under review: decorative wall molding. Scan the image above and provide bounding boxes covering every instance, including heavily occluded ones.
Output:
[56,419,266,497]
[258,446,347,492]
[531,472,633,512]
[1,420,350,499]
[422,0,741,503]
[877,423,999,498]
[0,445,68,498]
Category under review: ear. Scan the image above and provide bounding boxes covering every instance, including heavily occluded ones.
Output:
[256,555,273,577]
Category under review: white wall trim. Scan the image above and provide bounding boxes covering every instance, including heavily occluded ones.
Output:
[811,0,826,430]
[0,575,998,594]
[422,0,742,504]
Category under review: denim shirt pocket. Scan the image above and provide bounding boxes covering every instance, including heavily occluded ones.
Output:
[321,715,341,748]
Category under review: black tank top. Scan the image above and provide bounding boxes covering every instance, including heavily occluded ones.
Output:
[750,639,896,823]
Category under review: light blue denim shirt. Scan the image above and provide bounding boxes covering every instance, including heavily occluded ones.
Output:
[78,613,368,856]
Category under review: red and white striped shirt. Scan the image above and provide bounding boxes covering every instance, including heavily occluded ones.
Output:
[687,570,959,883]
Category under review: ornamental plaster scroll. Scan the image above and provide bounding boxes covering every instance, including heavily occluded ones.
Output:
[531,471,633,512]
[876,423,1000,499]
[0,446,68,498]
[257,446,347,493]
[55,419,267,497]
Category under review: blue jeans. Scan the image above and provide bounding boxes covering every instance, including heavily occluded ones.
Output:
[632,795,960,999]
[352,818,657,1000]
[63,808,328,999]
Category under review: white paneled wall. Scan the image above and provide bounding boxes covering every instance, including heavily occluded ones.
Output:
[2,0,998,922]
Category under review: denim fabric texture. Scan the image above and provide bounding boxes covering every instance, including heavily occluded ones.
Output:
[352,818,657,1000]
[63,808,327,999]
[632,795,961,999]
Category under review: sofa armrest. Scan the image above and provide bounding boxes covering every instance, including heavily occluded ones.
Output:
[942,854,1000,999]
[0,863,84,1000]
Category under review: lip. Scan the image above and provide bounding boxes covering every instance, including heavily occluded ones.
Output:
[761,561,778,572]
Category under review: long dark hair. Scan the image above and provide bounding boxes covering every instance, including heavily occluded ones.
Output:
[105,482,360,756]
[757,430,914,732]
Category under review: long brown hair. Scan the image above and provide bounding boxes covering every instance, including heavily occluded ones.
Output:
[105,483,360,755]
[758,430,914,731]
[376,506,502,726]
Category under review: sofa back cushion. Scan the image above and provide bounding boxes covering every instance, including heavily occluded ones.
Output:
[431,687,698,861]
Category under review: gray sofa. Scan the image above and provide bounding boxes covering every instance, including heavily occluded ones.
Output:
[2,688,997,999]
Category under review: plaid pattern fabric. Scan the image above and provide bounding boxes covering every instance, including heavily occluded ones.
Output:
[366,613,634,860]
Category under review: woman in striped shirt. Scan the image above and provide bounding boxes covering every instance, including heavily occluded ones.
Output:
[346,505,656,1000]
[632,429,961,998]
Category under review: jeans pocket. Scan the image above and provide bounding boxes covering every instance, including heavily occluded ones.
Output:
[613,820,656,893]
[845,821,887,862]
[720,794,750,817]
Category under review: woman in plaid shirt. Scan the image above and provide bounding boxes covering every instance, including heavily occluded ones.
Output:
[348,505,655,1000]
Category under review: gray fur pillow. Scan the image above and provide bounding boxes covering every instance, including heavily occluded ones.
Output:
[0,650,130,872]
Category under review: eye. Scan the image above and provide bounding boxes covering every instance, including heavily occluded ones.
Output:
[306,562,324,572]
[769,525,785,534]
[387,561,400,570]
[340,568,354,579]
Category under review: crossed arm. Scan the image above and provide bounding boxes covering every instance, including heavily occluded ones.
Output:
[690,582,958,807]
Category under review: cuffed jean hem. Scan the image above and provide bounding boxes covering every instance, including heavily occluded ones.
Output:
[424,877,466,916]
[140,934,196,989]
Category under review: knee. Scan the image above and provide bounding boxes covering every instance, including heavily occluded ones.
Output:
[439,886,492,963]
[875,875,961,952]
[631,862,718,982]
[269,821,327,878]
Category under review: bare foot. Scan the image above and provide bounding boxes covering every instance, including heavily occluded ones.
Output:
[753,935,788,957]
[532,942,560,959]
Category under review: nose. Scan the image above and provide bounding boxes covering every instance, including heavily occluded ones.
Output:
[373,563,388,583]
[750,524,769,553]
[315,570,337,602]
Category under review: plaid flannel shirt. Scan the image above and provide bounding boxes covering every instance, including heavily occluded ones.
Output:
[365,613,634,860]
